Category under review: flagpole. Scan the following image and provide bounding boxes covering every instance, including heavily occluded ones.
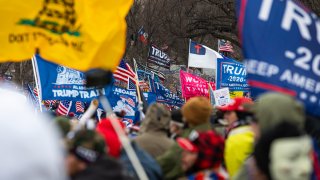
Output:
[187,39,191,73]
[217,39,220,53]
[133,59,143,116]
[31,55,43,112]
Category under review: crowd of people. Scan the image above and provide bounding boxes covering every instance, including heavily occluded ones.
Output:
[1,85,320,180]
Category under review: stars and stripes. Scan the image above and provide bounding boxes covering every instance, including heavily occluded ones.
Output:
[56,101,72,116]
[139,80,150,91]
[218,39,234,53]
[44,100,57,106]
[33,87,38,97]
[114,59,136,84]
[76,101,85,113]
[127,77,136,90]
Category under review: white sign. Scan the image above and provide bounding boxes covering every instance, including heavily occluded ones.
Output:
[213,88,230,106]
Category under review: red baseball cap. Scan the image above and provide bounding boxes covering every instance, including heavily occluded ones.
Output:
[218,97,253,112]
[176,138,198,153]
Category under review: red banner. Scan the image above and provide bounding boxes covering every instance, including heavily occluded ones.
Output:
[180,70,215,99]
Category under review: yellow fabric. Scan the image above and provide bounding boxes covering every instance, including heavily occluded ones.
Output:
[224,125,254,178]
[0,0,133,71]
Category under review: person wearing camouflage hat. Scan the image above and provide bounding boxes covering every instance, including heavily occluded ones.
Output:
[66,129,106,178]
[234,92,308,180]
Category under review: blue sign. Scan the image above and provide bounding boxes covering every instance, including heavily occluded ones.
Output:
[238,0,320,117]
[105,86,139,123]
[216,57,249,91]
[35,54,106,102]
[154,82,184,107]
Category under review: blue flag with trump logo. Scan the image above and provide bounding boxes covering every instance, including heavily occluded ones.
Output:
[237,0,320,117]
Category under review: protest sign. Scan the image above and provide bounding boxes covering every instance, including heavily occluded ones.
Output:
[213,88,231,106]
[238,0,320,117]
[34,54,105,102]
[216,57,249,91]
[148,45,171,69]
[154,82,184,107]
[105,85,138,123]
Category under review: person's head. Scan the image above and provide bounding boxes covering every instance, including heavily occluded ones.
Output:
[170,109,184,135]
[254,122,312,180]
[0,86,67,180]
[54,116,71,137]
[96,118,125,158]
[252,92,305,137]
[218,97,253,125]
[181,97,212,127]
[67,130,106,176]
[177,130,225,173]
[139,103,171,133]
[176,138,199,171]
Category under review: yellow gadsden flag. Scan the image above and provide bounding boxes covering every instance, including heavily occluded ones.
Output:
[0,0,133,71]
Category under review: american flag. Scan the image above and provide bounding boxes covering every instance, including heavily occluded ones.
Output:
[76,101,85,113]
[218,39,234,53]
[139,80,150,91]
[114,59,136,84]
[33,87,57,105]
[33,87,38,97]
[127,77,136,90]
[56,101,72,116]
[44,100,57,106]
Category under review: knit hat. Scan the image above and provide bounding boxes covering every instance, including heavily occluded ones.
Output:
[54,116,71,137]
[69,130,106,163]
[181,97,212,127]
[253,92,305,133]
[189,130,225,171]
[96,118,125,158]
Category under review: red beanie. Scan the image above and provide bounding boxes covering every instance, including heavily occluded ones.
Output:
[96,118,125,158]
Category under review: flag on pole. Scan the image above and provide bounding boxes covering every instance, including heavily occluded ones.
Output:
[127,77,137,90]
[218,39,234,53]
[56,101,72,116]
[137,27,148,44]
[0,0,133,72]
[33,87,38,97]
[188,40,222,69]
[76,101,85,113]
[114,60,136,84]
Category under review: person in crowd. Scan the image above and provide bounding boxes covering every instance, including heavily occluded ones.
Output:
[178,130,227,179]
[134,103,174,158]
[234,92,320,180]
[66,129,106,178]
[254,122,313,180]
[217,97,254,178]
[0,87,67,180]
[169,109,185,139]
[54,116,71,137]
[67,129,129,180]
[96,118,163,180]
[157,96,213,179]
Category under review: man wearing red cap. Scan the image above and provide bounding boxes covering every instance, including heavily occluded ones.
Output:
[217,97,254,178]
